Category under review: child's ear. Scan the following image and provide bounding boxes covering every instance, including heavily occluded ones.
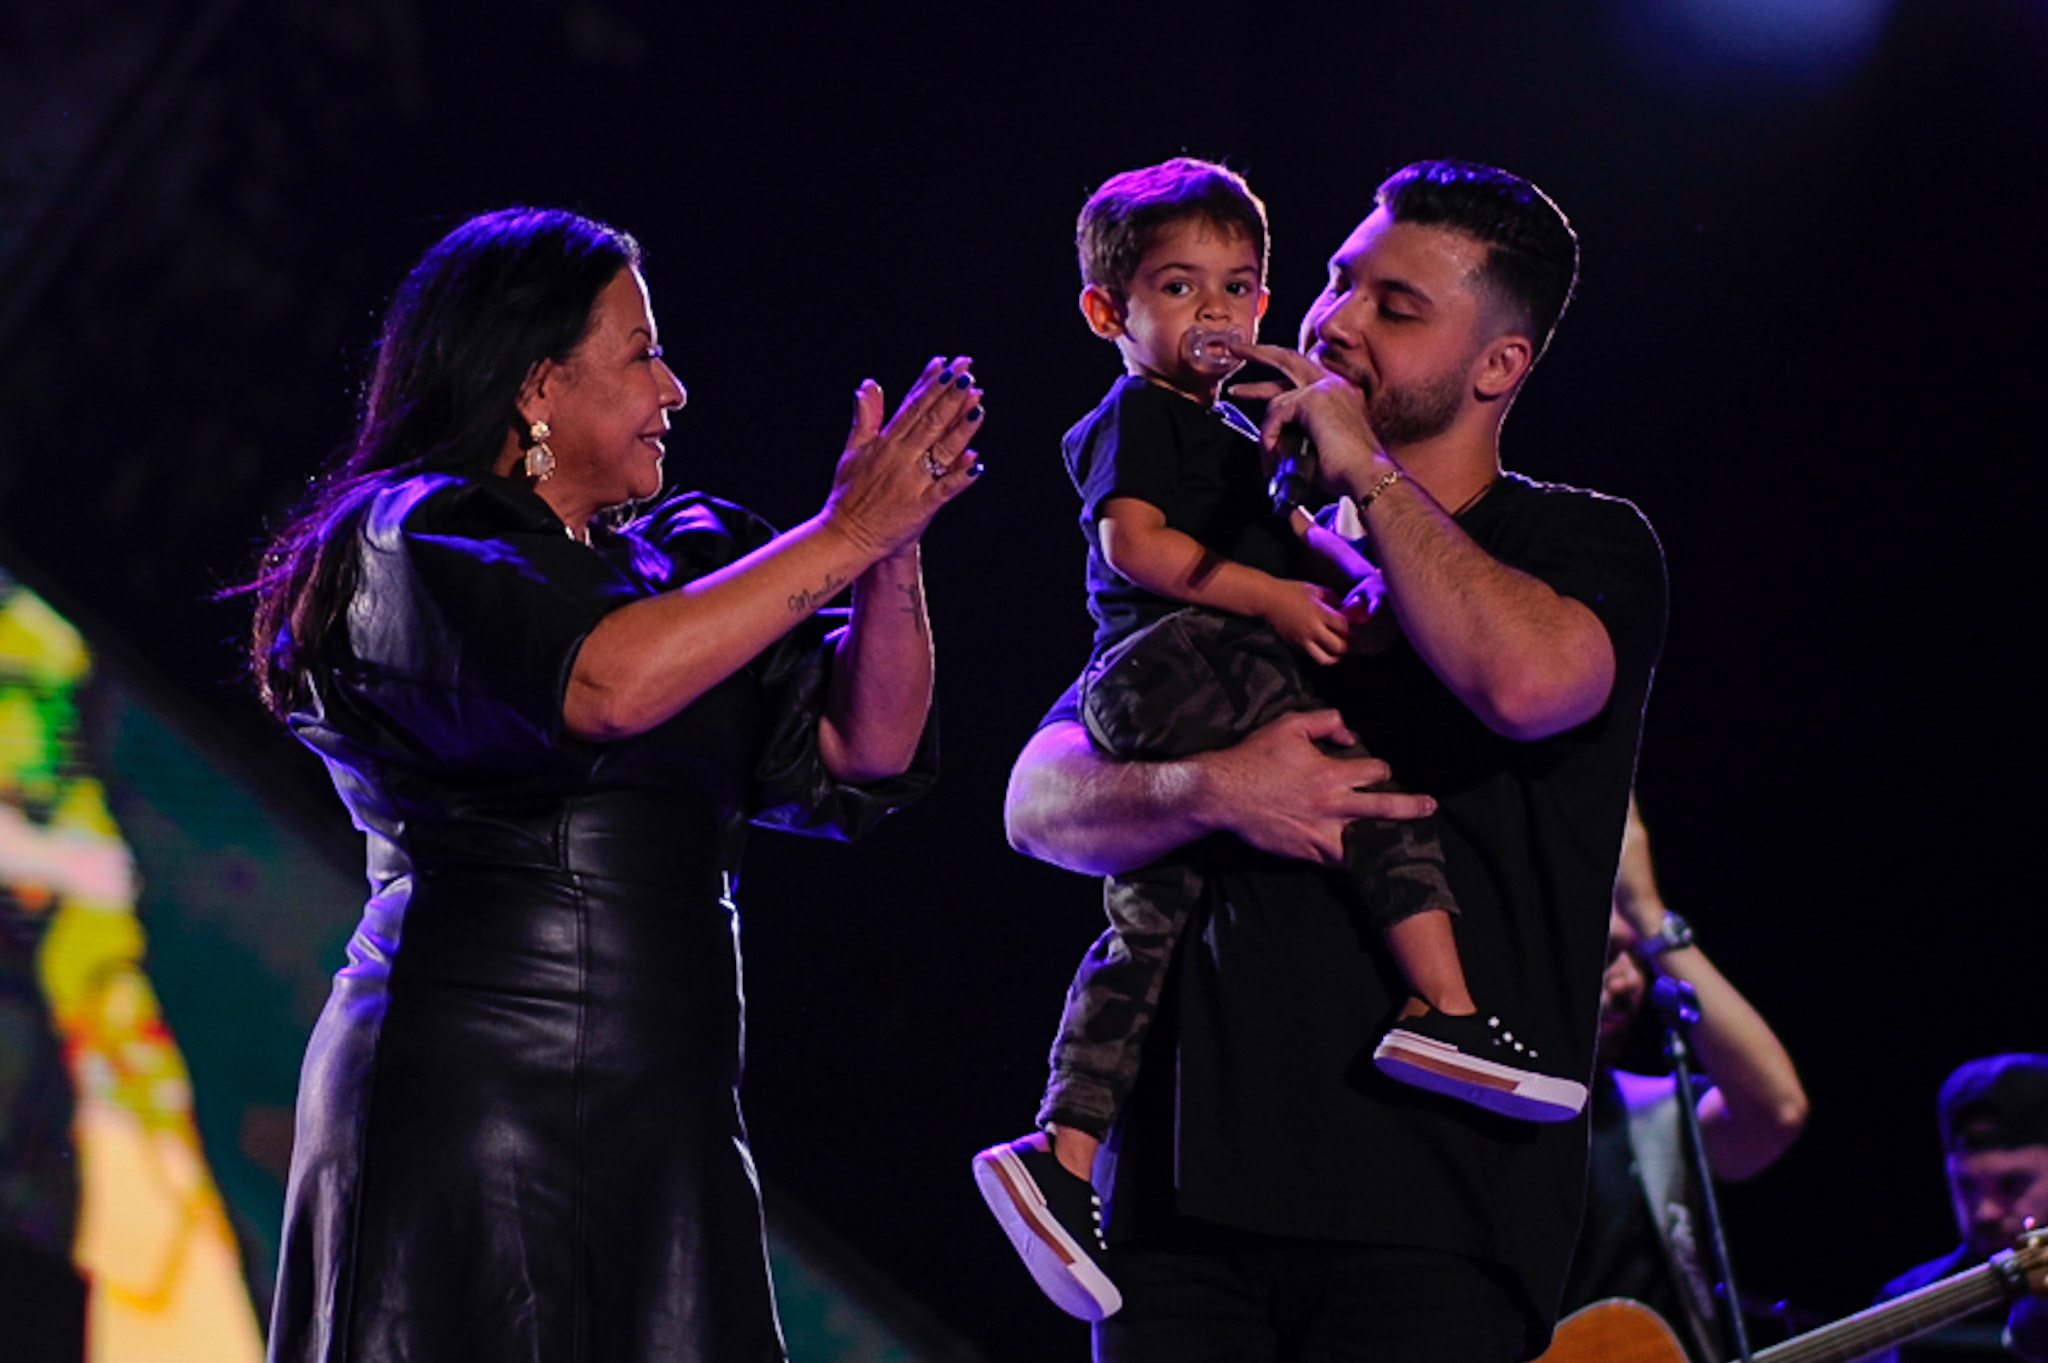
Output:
[1256,286,1271,323]
[1080,284,1127,340]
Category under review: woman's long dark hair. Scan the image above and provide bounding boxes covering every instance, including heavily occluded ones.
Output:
[243,207,640,717]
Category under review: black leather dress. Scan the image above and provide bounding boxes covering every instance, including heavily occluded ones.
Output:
[266,475,934,1363]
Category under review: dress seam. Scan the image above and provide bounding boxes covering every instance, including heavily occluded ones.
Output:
[565,806,591,1363]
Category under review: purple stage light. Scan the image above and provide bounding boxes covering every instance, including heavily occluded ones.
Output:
[1620,0,1895,82]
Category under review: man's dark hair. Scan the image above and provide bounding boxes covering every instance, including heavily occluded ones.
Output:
[1077,157,1268,297]
[1376,159,1579,361]
[1940,1053,2048,1152]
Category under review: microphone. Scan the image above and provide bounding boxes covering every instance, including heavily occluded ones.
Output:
[1648,975,1702,1028]
[1268,437,1318,519]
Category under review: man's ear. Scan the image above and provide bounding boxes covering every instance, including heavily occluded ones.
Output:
[1080,284,1127,340]
[1472,334,1532,401]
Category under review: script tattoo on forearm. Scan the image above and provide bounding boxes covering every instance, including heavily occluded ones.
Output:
[895,579,928,633]
[787,573,846,614]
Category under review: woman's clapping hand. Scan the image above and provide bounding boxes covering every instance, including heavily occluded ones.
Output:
[824,354,984,560]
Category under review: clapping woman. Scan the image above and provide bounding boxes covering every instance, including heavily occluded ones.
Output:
[246,208,982,1362]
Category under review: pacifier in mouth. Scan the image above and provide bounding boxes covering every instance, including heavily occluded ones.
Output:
[1182,325,1247,376]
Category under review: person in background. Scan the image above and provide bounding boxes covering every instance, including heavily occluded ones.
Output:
[1869,1054,2048,1363]
[1558,795,1809,1362]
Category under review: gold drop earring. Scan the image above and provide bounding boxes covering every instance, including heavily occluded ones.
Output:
[525,420,557,482]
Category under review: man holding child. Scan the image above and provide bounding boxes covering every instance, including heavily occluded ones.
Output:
[1001,158,1667,1360]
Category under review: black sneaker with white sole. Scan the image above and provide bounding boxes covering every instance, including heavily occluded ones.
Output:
[970,1132,1122,1320]
[1373,1009,1588,1123]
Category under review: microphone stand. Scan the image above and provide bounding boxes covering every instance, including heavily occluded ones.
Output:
[1650,975,1755,1363]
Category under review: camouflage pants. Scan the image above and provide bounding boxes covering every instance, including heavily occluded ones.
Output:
[1038,606,1457,1136]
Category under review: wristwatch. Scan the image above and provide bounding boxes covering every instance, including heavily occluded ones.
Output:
[1640,910,1696,957]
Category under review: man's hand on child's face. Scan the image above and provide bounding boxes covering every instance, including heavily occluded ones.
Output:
[1223,340,1327,403]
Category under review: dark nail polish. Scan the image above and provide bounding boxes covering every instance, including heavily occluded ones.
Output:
[955,373,973,389]
[969,405,984,421]
[968,461,986,477]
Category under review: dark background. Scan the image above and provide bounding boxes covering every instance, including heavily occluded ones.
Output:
[3,0,2044,1356]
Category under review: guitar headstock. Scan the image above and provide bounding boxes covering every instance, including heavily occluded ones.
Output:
[2004,1223,2048,1297]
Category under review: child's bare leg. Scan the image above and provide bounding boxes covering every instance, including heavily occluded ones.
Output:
[1046,1122,1101,1182]
[1384,907,1476,1018]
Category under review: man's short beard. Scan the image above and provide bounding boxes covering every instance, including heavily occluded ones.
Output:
[1366,368,1466,447]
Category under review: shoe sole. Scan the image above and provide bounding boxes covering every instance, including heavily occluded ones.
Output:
[1373,1030,1588,1123]
[971,1145,1123,1321]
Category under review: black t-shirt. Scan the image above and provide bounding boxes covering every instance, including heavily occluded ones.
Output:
[1045,471,1667,1355]
[1063,374,1295,661]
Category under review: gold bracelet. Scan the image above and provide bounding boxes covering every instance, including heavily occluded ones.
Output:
[1358,469,1405,507]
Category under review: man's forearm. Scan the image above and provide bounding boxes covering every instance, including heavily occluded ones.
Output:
[1281,377,1616,739]
[1616,799,1807,1180]
[1358,473,1616,740]
[1005,713,1438,876]
[1655,941,1810,1180]
[1004,722,1214,875]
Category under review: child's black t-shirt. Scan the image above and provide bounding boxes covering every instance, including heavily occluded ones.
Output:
[1062,374,1296,662]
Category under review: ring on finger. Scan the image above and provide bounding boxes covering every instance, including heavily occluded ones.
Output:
[921,449,947,479]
